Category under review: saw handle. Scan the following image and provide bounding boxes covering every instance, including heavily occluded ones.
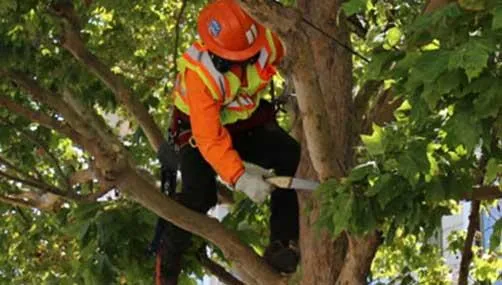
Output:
[265,176,292,189]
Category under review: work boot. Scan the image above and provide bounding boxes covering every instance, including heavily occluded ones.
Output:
[263,240,300,274]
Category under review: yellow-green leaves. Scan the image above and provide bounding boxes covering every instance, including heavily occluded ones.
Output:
[361,124,385,156]
[384,27,402,49]
[483,158,502,185]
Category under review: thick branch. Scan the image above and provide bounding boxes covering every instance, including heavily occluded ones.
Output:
[0,96,83,144]
[62,87,124,152]
[70,168,95,186]
[116,165,286,285]
[69,167,115,202]
[466,186,502,200]
[3,70,97,142]
[0,169,66,197]
[458,201,480,285]
[52,3,164,151]
[236,0,302,38]
[172,0,188,76]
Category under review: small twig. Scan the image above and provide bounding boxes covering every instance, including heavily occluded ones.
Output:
[15,206,31,224]
[0,169,46,190]
[172,0,189,77]
[0,156,29,179]
[10,125,70,188]
[0,83,86,145]
[0,168,83,204]
[0,96,82,144]
[0,117,70,187]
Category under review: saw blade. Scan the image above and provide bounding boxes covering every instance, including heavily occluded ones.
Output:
[266,176,319,191]
[289,178,319,191]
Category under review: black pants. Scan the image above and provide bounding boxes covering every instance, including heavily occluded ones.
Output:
[162,120,300,273]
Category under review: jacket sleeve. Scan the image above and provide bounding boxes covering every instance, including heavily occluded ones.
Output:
[184,70,245,184]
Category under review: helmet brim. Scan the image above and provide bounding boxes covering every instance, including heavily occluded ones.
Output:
[198,22,267,62]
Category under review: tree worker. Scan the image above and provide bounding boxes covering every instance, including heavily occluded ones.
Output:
[156,0,300,283]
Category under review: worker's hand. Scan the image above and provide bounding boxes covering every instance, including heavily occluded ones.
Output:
[235,163,275,203]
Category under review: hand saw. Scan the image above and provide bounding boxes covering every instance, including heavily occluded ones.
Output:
[266,176,319,191]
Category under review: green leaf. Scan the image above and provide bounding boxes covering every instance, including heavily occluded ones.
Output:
[365,51,400,80]
[436,70,463,96]
[332,192,354,236]
[423,69,465,110]
[386,27,402,47]
[351,198,377,234]
[473,81,502,118]
[492,7,502,30]
[341,0,367,16]
[397,141,429,185]
[407,51,450,91]
[361,124,385,156]
[448,40,490,81]
[348,161,378,182]
[366,174,392,197]
[483,158,502,185]
[443,108,482,152]
[425,179,445,202]
[374,175,406,208]
[489,218,502,251]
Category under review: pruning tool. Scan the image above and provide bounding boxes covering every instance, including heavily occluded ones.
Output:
[266,176,319,191]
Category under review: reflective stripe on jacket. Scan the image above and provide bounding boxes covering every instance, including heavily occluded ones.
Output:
[171,29,284,183]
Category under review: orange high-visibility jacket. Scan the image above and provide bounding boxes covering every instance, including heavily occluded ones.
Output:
[181,34,284,184]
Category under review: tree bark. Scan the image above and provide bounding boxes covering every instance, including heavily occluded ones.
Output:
[116,164,286,285]
[240,0,373,284]
[458,201,480,285]
[336,232,381,284]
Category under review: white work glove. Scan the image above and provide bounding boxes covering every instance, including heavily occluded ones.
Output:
[234,163,275,204]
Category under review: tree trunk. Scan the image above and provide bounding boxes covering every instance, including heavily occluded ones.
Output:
[289,0,366,284]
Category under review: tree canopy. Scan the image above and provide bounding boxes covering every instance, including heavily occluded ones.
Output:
[0,0,501,284]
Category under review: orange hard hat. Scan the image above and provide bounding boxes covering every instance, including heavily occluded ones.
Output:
[197,0,267,61]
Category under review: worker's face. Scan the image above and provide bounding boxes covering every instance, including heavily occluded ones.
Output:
[210,51,261,73]
[232,52,260,67]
